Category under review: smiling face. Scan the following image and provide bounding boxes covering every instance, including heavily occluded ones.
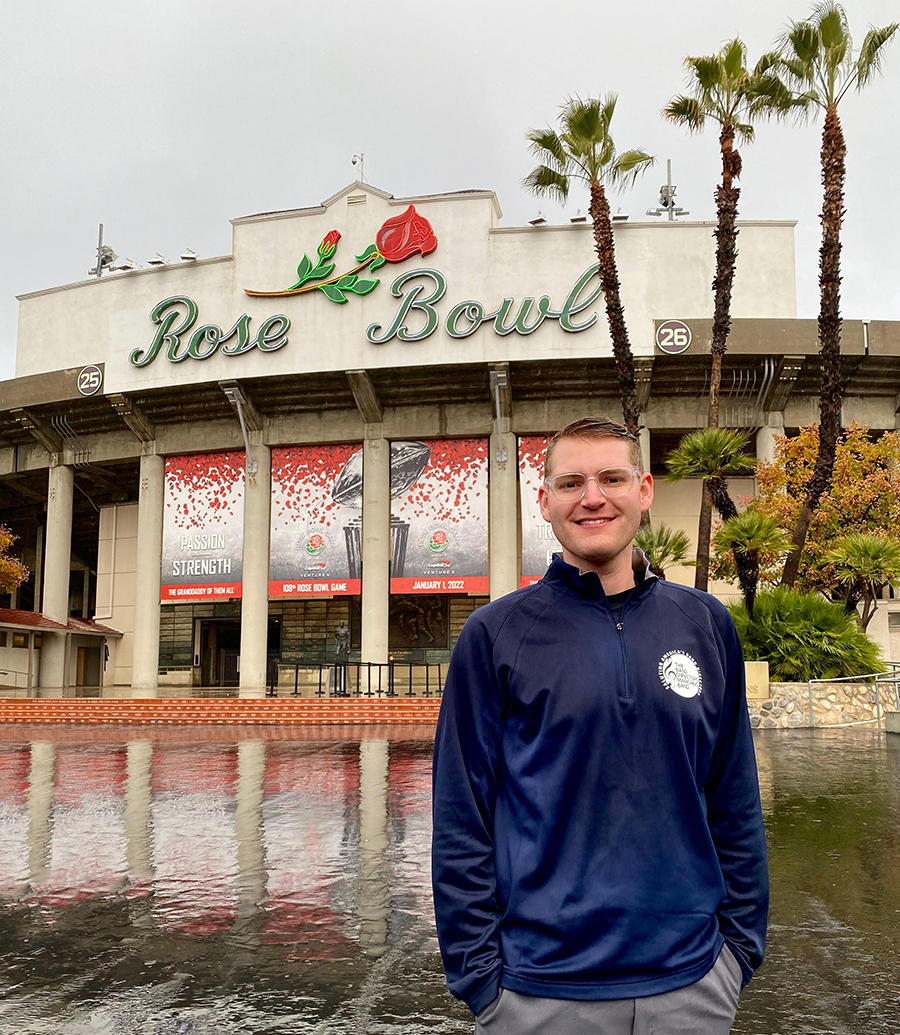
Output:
[538,435,653,594]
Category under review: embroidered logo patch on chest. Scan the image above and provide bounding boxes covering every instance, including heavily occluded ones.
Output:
[659,650,703,698]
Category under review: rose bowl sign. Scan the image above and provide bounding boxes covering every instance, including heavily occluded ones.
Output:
[129,204,610,368]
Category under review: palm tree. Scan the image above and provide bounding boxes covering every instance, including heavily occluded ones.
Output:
[664,39,796,429]
[666,428,758,590]
[772,3,898,587]
[524,95,653,438]
[823,532,900,630]
[728,586,882,681]
[713,511,792,617]
[634,523,694,582]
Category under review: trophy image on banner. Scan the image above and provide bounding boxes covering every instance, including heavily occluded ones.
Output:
[332,442,431,580]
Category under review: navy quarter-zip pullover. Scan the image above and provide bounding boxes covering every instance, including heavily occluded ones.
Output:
[432,553,768,1016]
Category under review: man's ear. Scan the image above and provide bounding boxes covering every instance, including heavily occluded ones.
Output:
[639,472,654,513]
[538,484,551,522]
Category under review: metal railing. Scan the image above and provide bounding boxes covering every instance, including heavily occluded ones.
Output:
[807,664,900,728]
[269,661,446,699]
[876,663,900,714]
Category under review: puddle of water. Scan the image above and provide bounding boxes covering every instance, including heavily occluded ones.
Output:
[0,726,897,1034]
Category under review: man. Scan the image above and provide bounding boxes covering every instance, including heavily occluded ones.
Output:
[432,417,767,1035]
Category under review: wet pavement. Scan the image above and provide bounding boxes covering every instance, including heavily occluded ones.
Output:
[0,726,897,1034]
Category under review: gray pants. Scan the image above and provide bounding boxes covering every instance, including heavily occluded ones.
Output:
[475,945,743,1035]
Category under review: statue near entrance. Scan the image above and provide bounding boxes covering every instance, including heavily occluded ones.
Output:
[334,620,350,662]
[333,620,351,697]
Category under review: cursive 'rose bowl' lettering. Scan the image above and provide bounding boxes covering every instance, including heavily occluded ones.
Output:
[132,263,604,366]
[366,270,447,344]
[130,297,290,367]
[368,263,602,344]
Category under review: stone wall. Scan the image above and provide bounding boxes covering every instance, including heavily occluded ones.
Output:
[747,682,897,729]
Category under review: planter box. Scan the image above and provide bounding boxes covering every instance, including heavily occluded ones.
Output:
[745,662,770,701]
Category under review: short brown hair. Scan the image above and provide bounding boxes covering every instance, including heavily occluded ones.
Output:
[544,417,643,477]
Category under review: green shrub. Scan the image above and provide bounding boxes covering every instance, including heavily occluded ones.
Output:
[728,587,883,681]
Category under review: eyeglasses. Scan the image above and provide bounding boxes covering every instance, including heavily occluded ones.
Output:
[544,466,641,501]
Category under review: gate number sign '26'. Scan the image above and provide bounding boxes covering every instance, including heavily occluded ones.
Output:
[655,320,692,355]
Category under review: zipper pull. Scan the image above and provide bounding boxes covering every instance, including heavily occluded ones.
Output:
[616,622,623,630]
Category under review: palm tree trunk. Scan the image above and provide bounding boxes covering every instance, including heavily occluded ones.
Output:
[708,121,741,430]
[742,548,759,618]
[707,476,738,522]
[694,484,713,591]
[708,475,751,592]
[782,104,846,587]
[589,180,641,437]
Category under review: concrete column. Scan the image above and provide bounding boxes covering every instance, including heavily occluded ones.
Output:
[239,444,271,698]
[358,738,390,956]
[132,453,165,697]
[639,428,651,473]
[33,524,43,613]
[124,739,154,881]
[361,427,390,664]
[756,419,784,467]
[27,740,55,885]
[234,739,267,939]
[40,464,74,694]
[489,426,518,601]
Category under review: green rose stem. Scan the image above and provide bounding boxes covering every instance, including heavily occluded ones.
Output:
[244,256,377,298]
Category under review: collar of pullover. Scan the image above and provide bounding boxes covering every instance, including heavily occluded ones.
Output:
[544,549,658,603]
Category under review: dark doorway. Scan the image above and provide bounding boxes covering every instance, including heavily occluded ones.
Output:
[200,620,242,687]
[76,645,102,687]
[266,616,282,690]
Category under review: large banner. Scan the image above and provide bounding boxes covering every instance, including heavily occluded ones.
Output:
[161,452,244,600]
[390,438,489,594]
[518,435,560,586]
[270,444,363,597]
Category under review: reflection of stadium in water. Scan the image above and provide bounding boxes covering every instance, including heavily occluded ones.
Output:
[1,728,898,1034]
[0,727,445,1033]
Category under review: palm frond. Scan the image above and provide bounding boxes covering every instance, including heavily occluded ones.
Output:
[609,149,655,189]
[663,95,706,130]
[722,38,748,80]
[526,128,568,170]
[782,21,822,69]
[729,586,883,680]
[562,94,613,145]
[634,523,694,579]
[823,532,900,586]
[753,50,781,75]
[817,2,850,52]
[524,92,651,198]
[714,511,792,554]
[598,93,618,131]
[855,23,899,87]
[522,164,570,203]
[665,428,757,481]
[689,55,723,92]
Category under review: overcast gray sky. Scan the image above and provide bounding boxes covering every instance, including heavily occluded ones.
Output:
[2,0,898,380]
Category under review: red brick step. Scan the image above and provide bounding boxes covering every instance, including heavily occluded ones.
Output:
[0,697,442,726]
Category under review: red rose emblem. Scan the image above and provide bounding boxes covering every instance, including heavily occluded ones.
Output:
[432,530,448,545]
[317,229,341,258]
[375,206,437,263]
[309,534,324,549]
